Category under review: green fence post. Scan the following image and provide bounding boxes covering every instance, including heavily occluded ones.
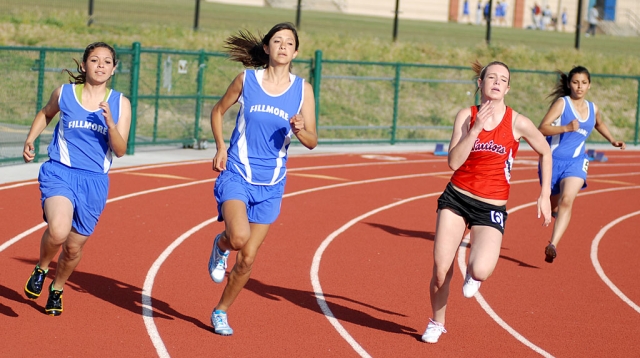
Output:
[390,63,401,145]
[312,50,322,129]
[153,52,162,143]
[33,50,46,162]
[194,50,206,143]
[635,78,640,146]
[127,42,141,155]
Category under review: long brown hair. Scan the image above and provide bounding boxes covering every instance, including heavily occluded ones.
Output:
[63,42,117,84]
[547,66,591,106]
[224,22,299,69]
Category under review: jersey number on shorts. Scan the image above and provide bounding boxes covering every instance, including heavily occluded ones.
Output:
[582,158,589,173]
[490,210,505,229]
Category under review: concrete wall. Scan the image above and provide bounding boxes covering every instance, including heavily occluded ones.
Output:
[205,0,639,29]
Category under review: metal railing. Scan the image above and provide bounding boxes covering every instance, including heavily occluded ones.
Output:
[1,44,639,166]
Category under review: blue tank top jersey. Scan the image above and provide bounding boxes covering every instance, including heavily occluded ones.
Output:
[226,69,304,185]
[546,96,595,160]
[48,84,122,173]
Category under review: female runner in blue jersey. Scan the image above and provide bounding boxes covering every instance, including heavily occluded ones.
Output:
[538,66,625,263]
[22,42,131,316]
[207,22,317,336]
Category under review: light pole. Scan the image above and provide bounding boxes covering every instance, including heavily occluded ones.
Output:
[392,0,400,42]
[485,0,493,45]
[575,0,583,49]
[87,0,94,26]
[296,0,302,29]
[194,0,201,31]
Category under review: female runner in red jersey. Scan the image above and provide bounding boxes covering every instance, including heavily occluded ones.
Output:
[421,60,553,343]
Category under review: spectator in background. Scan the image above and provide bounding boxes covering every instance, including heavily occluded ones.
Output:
[498,1,508,26]
[475,0,483,25]
[561,8,568,32]
[494,1,503,26]
[542,5,552,30]
[531,3,541,29]
[483,1,490,24]
[461,0,471,24]
[586,5,599,37]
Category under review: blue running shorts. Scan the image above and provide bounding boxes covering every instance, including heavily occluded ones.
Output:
[539,155,588,196]
[213,169,286,225]
[38,160,109,236]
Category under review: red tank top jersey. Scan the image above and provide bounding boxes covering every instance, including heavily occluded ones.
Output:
[450,105,519,200]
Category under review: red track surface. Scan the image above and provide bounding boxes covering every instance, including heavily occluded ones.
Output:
[1,150,639,357]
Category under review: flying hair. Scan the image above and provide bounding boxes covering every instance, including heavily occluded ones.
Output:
[224,22,299,70]
[224,30,269,68]
[547,65,591,107]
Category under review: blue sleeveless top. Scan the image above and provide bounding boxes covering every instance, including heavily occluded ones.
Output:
[546,96,596,160]
[226,69,305,185]
[48,84,122,173]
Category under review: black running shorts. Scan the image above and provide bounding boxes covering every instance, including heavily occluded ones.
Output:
[437,182,508,234]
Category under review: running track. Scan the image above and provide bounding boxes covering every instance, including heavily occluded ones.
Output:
[1,149,639,357]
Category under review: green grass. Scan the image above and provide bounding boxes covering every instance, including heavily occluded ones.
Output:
[0,0,639,148]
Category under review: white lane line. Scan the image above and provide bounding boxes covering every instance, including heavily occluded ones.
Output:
[456,235,554,358]
[142,177,441,357]
[310,193,440,358]
[0,179,215,253]
[455,185,640,358]
[4,155,638,356]
[141,178,640,356]
[0,223,47,253]
[0,161,210,190]
[590,210,640,314]
[142,217,219,358]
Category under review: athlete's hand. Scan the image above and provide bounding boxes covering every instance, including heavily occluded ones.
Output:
[611,140,626,150]
[290,114,305,134]
[565,119,579,132]
[23,142,36,163]
[212,149,227,172]
[100,101,116,129]
[537,195,552,226]
[472,100,494,134]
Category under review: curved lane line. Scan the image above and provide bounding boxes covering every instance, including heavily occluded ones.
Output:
[142,217,219,358]
[0,161,210,191]
[3,156,638,356]
[456,236,554,358]
[117,178,640,357]
[0,222,47,253]
[310,193,440,358]
[142,177,446,357]
[590,210,640,314]
[0,179,215,253]
[456,185,640,358]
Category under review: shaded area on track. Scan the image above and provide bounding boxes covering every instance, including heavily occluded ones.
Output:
[11,258,211,331]
[245,278,415,334]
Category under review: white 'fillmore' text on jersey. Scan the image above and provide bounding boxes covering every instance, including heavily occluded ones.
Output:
[226,69,305,185]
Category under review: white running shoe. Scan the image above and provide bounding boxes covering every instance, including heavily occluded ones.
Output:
[462,272,481,298]
[211,310,233,336]
[208,233,229,283]
[421,318,447,343]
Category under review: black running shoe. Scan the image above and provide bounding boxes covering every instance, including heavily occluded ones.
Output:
[45,283,63,316]
[545,243,557,263]
[24,267,47,299]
